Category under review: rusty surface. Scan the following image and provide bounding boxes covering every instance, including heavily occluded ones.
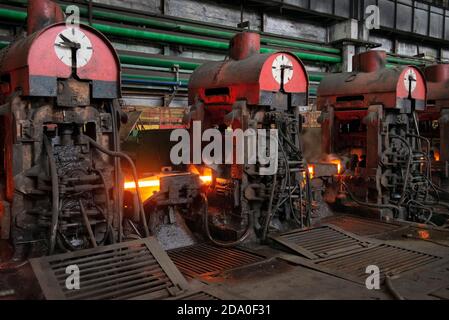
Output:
[270,225,372,260]
[0,23,120,98]
[317,51,426,111]
[316,244,444,284]
[188,32,308,109]
[321,215,402,236]
[167,243,266,279]
[29,237,189,300]
[27,0,64,35]
[229,32,261,60]
[57,78,90,107]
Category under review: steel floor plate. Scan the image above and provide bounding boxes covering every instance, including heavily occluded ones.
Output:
[269,225,372,260]
[316,244,444,283]
[30,237,189,300]
[167,243,266,279]
[321,215,402,236]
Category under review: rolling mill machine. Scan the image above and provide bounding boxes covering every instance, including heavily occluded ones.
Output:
[317,50,448,226]
[0,0,148,259]
[419,64,449,195]
[183,31,312,246]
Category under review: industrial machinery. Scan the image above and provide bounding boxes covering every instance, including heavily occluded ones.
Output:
[184,32,312,246]
[317,50,447,226]
[419,64,449,193]
[0,0,146,258]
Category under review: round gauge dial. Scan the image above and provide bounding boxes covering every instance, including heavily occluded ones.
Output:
[272,54,294,85]
[54,28,93,68]
[403,68,417,94]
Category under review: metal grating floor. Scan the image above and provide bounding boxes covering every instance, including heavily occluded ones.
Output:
[270,225,372,260]
[316,244,443,283]
[30,237,189,300]
[167,243,266,279]
[322,215,402,236]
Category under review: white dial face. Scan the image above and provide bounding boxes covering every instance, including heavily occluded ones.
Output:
[272,54,294,85]
[403,68,417,94]
[54,28,93,68]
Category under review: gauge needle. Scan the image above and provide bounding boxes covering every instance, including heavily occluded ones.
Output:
[59,34,81,49]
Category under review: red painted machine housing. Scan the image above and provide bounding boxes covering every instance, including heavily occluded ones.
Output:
[317,51,426,112]
[188,32,308,125]
[317,51,426,110]
[317,50,427,166]
[0,22,120,99]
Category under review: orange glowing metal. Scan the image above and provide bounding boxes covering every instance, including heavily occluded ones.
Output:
[434,150,440,161]
[124,173,212,191]
[418,230,430,240]
[331,159,342,174]
[124,179,160,189]
[200,175,212,184]
[308,165,314,178]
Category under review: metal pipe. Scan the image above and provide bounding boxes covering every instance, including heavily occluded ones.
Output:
[386,55,426,66]
[104,24,340,63]
[65,3,341,54]
[120,54,201,70]
[2,1,340,54]
[0,8,341,63]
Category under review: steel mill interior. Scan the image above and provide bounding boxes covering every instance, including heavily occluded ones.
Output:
[1,0,449,301]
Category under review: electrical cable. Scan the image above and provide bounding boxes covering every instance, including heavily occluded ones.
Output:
[201,193,251,247]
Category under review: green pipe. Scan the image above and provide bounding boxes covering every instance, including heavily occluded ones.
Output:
[120,54,202,70]
[89,8,339,54]
[0,41,9,49]
[260,47,340,63]
[261,38,339,54]
[123,73,189,86]
[0,7,27,21]
[386,56,426,66]
[96,23,341,63]
[93,23,231,51]
[309,74,324,82]
[58,2,339,54]
[0,7,340,63]
[3,1,340,55]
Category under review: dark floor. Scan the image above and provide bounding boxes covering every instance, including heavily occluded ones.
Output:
[1,214,449,300]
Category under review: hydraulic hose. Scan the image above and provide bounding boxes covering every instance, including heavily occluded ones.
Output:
[201,193,251,248]
[43,136,59,255]
[341,181,401,212]
[82,135,150,237]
